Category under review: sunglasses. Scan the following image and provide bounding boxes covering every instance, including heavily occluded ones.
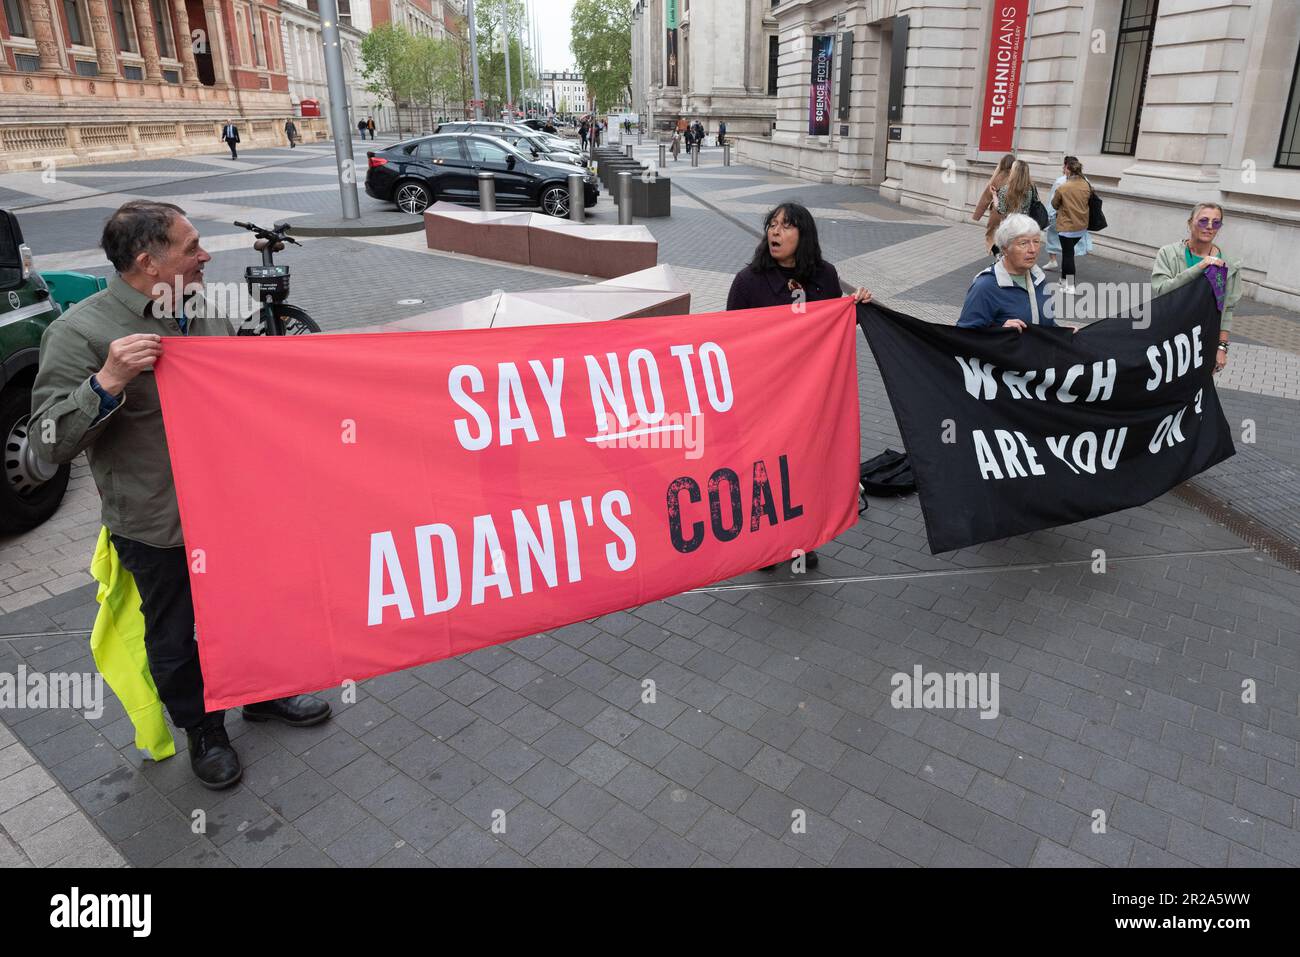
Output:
[1195,217,1222,229]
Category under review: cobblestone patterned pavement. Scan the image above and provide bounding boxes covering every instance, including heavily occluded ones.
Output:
[1,137,1298,868]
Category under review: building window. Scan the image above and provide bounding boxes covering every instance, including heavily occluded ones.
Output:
[15,53,40,71]
[111,0,137,53]
[74,58,99,76]
[63,0,88,45]
[4,0,28,36]
[150,0,171,58]
[123,63,144,79]
[767,35,778,96]
[1102,0,1159,155]
[250,8,265,67]
[1277,45,1300,169]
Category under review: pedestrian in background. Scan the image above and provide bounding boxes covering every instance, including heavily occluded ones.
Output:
[1151,202,1241,373]
[718,120,727,146]
[284,118,298,149]
[993,160,1035,224]
[357,118,367,141]
[958,213,1054,331]
[1043,155,1091,271]
[221,119,240,159]
[1050,157,1091,295]
[670,127,681,161]
[367,117,376,139]
[972,153,1014,255]
[579,118,589,149]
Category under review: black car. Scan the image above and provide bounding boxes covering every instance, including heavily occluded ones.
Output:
[366,134,599,216]
[522,118,558,134]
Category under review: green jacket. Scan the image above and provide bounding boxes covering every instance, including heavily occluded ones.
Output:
[30,275,233,547]
[1151,240,1241,332]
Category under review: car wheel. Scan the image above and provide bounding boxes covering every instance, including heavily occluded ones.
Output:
[541,185,570,218]
[395,180,432,215]
[0,386,70,534]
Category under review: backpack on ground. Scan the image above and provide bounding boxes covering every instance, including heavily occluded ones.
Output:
[858,448,916,513]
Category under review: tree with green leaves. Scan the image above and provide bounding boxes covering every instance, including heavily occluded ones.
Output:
[475,0,537,117]
[360,24,414,131]
[405,35,464,123]
[570,0,631,114]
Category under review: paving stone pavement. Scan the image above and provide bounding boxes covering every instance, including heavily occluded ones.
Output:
[1,142,1298,868]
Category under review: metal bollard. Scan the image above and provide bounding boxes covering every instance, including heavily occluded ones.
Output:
[625,143,634,158]
[567,172,585,223]
[690,144,699,167]
[618,171,633,225]
[637,131,643,145]
[724,143,731,167]
[477,170,496,212]
[658,143,666,167]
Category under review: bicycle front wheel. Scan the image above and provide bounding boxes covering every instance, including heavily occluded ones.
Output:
[237,303,322,336]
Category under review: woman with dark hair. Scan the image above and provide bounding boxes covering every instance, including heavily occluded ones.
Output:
[726,203,871,572]
[726,202,871,312]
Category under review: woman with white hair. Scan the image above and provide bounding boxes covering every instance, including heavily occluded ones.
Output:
[957,213,1055,331]
[1151,202,1241,373]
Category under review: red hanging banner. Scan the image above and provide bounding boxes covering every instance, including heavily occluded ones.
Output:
[154,300,862,710]
[977,0,1030,153]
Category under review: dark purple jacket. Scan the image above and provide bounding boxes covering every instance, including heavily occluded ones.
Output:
[725,262,844,311]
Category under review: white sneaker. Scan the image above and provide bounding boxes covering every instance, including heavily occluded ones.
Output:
[1063,280,1076,294]
[1044,259,1059,271]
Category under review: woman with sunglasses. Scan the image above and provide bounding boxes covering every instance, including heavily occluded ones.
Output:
[1151,203,1241,373]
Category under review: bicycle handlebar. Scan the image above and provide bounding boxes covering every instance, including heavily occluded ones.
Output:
[233,220,301,245]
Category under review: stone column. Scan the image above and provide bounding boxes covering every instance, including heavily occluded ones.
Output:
[171,0,200,83]
[203,0,231,85]
[130,0,165,79]
[27,0,67,72]
[87,0,120,75]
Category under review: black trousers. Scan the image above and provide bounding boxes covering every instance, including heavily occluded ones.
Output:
[225,137,238,158]
[110,535,215,731]
[1060,235,1080,279]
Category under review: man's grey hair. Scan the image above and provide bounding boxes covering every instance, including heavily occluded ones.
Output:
[995,213,1042,251]
[101,200,186,273]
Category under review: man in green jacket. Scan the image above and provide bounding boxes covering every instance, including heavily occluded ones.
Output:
[30,200,330,790]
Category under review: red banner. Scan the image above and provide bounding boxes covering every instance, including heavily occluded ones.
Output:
[977,0,1030,152]
[155,300,862,710]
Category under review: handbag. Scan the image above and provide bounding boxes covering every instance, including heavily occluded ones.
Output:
[1086,180,1107,232]
[1027,185,1050,230]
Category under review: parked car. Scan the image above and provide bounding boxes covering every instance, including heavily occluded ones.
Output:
[0,209,70,534]
[366,134,599,216]
[522,117,558,134]
[435,121,584,165]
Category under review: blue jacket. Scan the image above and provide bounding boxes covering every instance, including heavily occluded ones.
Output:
[957,260,1055,329]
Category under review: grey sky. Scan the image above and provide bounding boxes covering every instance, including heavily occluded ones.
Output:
[532,0,577,73]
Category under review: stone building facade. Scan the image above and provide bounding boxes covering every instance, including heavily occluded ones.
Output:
[0,0,308,168]
[542,70,588,116]
[278,0,376,125]
[733,0,1300,311]
[630,0,779,136]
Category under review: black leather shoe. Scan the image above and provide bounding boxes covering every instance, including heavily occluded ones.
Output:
[186,715,242,790]
[242,694,331,728]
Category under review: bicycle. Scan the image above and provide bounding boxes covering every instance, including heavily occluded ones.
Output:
[233,219,320,336]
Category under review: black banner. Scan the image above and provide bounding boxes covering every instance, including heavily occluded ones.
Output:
[858,276,1235,553]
